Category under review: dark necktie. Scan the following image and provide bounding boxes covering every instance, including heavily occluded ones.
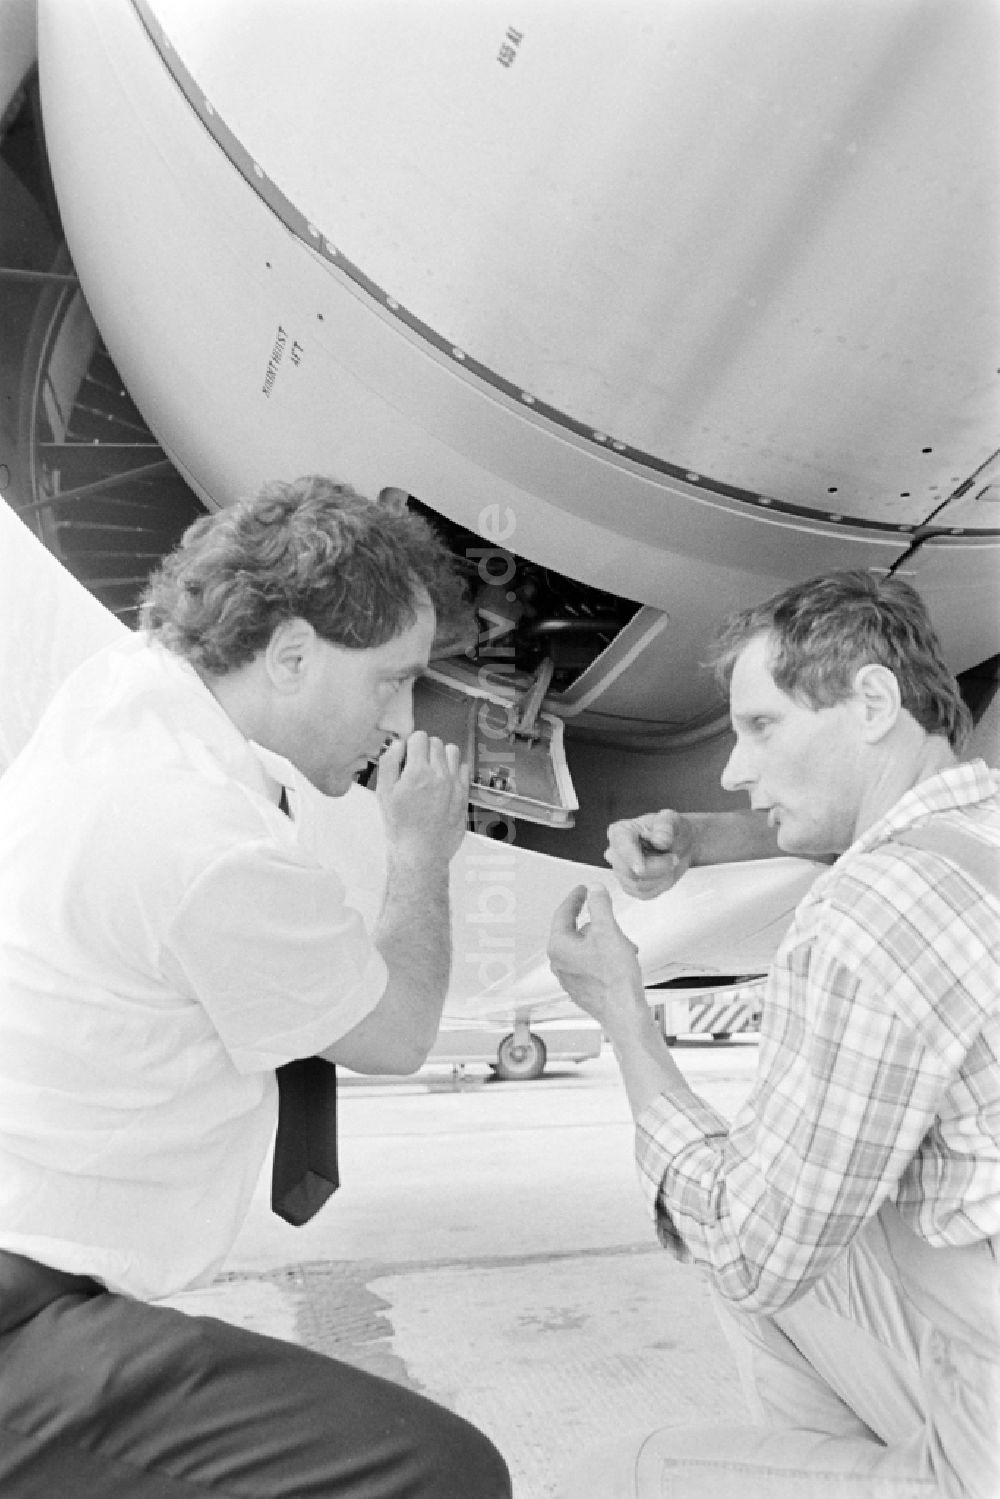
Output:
[270,785,341,1226]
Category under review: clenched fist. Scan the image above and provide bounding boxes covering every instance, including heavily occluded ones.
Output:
[376,730,470,866]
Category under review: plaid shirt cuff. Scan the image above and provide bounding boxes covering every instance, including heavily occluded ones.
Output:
[635,1090,731,1259]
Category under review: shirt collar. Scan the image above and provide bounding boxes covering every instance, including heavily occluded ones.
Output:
[799,760,996,906]
[248,740,301,816]
[846,758,997,863]
[142,638,296,811]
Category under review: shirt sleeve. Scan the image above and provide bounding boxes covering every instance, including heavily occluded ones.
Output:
[161,838,388,1073]
[634,850,994,1313]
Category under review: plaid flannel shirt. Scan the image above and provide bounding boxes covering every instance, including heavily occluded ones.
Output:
[635,760,1000,1314]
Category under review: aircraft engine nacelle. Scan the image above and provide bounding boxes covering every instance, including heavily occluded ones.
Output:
[33,0,1000,841]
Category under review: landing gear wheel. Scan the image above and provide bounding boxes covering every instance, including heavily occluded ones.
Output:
[495,1032,547,1081]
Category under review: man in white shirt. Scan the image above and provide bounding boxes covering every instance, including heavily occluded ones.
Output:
[0,476,511,1498]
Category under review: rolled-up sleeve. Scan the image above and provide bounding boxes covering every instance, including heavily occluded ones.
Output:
[636,1090,731,1262]
[161,839,387,1072]
[632,849,991,1313]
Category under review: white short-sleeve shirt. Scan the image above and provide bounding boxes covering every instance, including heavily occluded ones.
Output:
[0,635,387,1298]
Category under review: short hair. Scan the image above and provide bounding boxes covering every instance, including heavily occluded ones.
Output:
[139,476,470,673]
[707,569,971,750]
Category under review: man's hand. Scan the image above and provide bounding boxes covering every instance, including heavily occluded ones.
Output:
[333,731,467,1075]
[376,730,469,866]
[605,810,694,899]
[547,884,646,1029]
[549,884,693,1121]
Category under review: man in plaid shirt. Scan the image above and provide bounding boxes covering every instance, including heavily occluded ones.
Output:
[549,571,998,1499]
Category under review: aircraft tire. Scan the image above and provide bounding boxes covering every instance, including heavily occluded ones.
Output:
[494,1032,547,1082]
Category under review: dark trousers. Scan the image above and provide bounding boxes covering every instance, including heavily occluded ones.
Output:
[0,1253,511,1498]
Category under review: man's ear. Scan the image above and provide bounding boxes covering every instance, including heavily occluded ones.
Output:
[853,663,901,742]
[264,617,316,692]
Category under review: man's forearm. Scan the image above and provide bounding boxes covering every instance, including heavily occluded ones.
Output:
[602,979,704,1122]
[324,853,452,1073]
[686,809,781,866]
[374,852,453,1051]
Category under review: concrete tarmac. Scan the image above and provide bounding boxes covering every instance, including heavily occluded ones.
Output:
[162,1039,759,1499]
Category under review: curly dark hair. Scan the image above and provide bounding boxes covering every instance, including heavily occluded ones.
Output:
[707,569,971,750]
[139,476,470,673]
